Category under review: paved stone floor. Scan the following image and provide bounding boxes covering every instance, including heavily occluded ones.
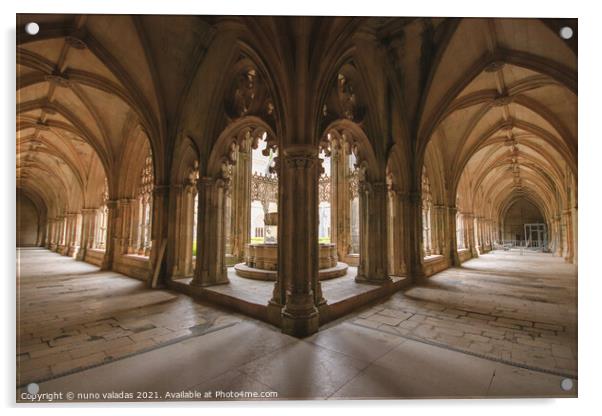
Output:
[351,249,577,378]
[17,248,242,387]
[195,267,399,306]
[16,248,577,401]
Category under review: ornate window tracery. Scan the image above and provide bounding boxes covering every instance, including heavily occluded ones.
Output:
[136,151,154,256]
[422,167,433,257]
[318,150,332,243]
[349,152,360,254]
[250,136,278,243]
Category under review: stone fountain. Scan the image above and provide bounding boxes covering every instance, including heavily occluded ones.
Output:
[234,212,348,281]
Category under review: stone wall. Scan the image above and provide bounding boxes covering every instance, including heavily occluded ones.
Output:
[503,199,544,241]
[17,193,39,246]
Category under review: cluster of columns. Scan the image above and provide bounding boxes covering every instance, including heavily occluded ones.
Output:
[328,139,352,263]
[422,203,449,258]
[168,183,198,279]
[42,191,161,277]
[45,213,81,257]
[549,207,577,263]
[181,141,398,336]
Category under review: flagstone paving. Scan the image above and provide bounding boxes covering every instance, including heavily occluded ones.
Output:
[350,249,577,377]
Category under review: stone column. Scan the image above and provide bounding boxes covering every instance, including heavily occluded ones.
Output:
[184,186,197,276]
[447,206,461,266]
[386,190,407,276]
[230,141,251,263]
[57,216,67,253]
[64,213,74,256]
[431,205,439,256]
[278,145,321,336]
[571,205,577,264]
[119,198,135,254]
[52,218,60,250]
[404,192,424,279]
[474,216,482,254]
[562,209,574,263]
[191,177,229,286]
[101,200,118,270]
[555,214,564,256]
[395,192,407,275]
[167,184,185,279]
[76,208,96,261]
[386,189,396,275]
[150,185,170,287]
[47,218,55,249]
[463,213,478,258]
[330,140,350,261]
[356,180,391,284]
[112,199,129,258]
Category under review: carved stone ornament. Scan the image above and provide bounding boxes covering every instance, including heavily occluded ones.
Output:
[232,68,257,117]
[65,33,88,50]
[283,146,317,170]
[484,60,505,73]
[45,73,71,88]
[492,94,514,107]
[35,120,50,131]
[337,74,358,121]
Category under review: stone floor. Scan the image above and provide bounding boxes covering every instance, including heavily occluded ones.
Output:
[351,249,578,378]
[16,248,242,387]
[193,267,400,305]
[16,248,577,401]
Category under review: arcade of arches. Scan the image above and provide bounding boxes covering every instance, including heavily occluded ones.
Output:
[17,13,577,350]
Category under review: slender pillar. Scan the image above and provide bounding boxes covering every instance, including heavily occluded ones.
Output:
[448,206,461,266]
[119,198,135,254]
[278,145,321,336]
[464,213,478,257]
[150,185,170,287]
[356,180,391,284]
[101,200,118,270]
[571,205,578,264]
[394,193,407,275]
[191,177,229,286]
[474,216,482,253]
[562,209,574,263]
[230,140,252,263]
[405,192,424,279]
[76,208,96,261]
[167,184,186,279]
[330,139,351,261]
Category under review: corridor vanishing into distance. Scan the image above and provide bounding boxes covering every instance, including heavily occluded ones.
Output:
[17,247,577,399]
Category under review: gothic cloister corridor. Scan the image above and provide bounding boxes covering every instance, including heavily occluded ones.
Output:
[15,14,579,403]
[17,247,576,399]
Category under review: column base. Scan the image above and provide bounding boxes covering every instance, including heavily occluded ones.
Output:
[190,272,230,287]
[267,300,283,327]
[281,308,319,337]
[354,273,392,285]
[76,248,86,261]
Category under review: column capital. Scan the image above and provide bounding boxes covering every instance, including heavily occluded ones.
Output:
[282,144,319,170]
[106,199,118,209]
